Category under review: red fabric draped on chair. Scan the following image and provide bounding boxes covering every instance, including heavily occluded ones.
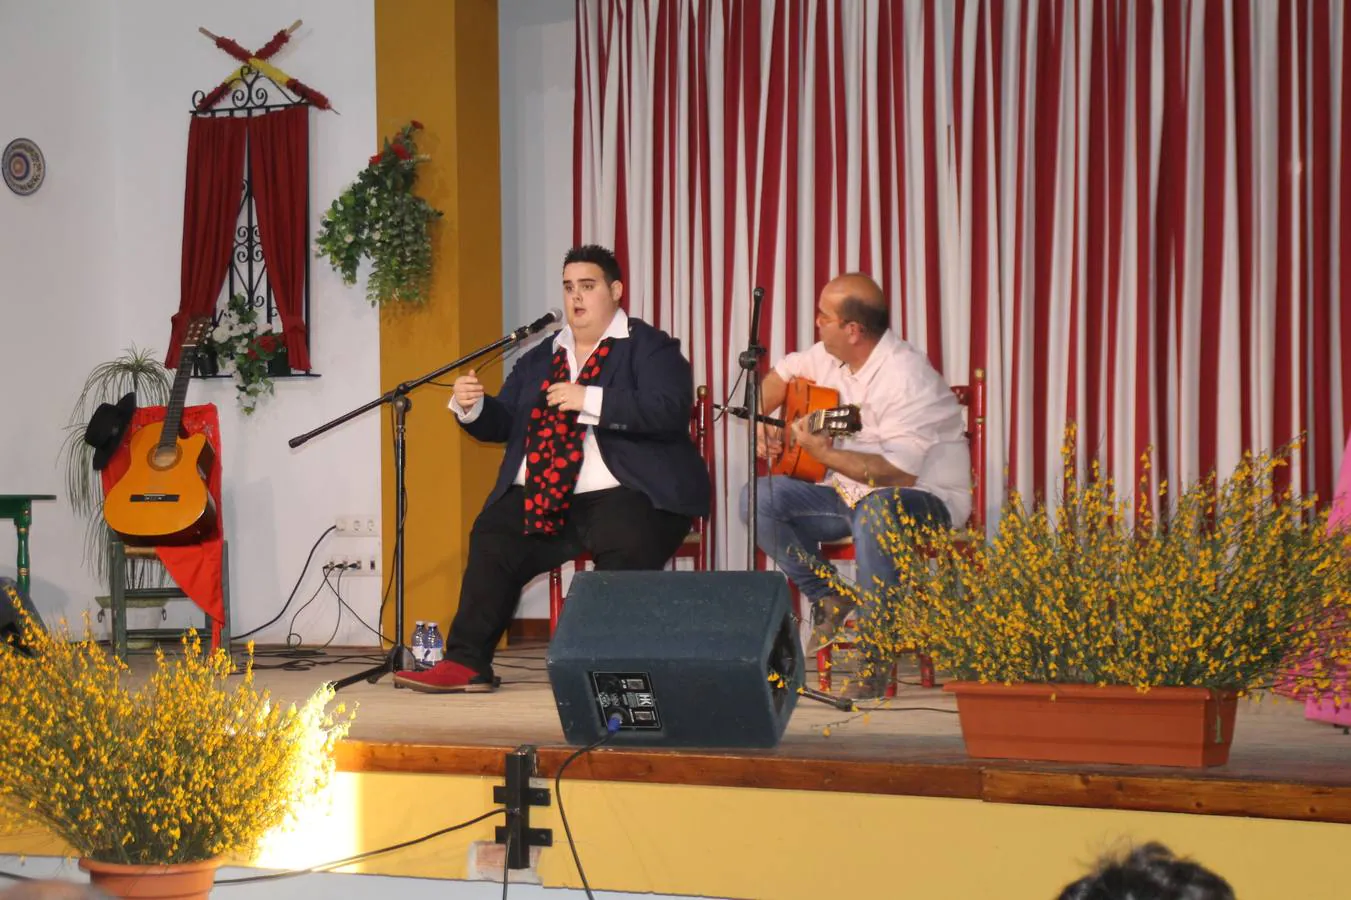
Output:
[167,116,247,369]
[247,106,311,370]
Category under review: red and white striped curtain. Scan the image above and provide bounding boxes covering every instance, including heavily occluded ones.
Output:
[575,0,1351,570]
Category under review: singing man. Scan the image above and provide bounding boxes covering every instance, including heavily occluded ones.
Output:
[395,244,710,693]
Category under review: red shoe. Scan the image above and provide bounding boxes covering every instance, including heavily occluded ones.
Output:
[393,660,496,694]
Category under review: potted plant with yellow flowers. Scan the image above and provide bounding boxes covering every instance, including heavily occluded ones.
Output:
[835,426,1351,768]
[0,593,354,898]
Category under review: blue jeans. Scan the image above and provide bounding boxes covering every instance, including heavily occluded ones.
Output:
[739,477,951,603]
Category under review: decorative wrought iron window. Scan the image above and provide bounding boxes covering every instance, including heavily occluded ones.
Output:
[189,67,315,377]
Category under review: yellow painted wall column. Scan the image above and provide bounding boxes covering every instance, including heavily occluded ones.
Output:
[375,0,502,638]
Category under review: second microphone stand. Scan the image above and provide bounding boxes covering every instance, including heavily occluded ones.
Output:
[290,328,539,692]
[739,287,767,570]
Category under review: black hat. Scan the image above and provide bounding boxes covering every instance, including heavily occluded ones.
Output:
[83,392,136,471]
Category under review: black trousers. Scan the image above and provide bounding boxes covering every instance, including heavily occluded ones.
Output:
[443,486,691,676]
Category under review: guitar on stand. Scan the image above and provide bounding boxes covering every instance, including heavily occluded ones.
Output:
[718,377,863,480]
[103,319,217,546]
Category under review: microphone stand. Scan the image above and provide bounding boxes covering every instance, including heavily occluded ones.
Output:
[290,322,548,692]
[739,287,766,571]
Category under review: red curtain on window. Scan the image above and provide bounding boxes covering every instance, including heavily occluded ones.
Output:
[168,116,247,369]
[248,106,311,371]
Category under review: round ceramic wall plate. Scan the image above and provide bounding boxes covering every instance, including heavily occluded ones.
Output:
[3,138,46,196]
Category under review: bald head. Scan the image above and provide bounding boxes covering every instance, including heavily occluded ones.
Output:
[822,273,888,339]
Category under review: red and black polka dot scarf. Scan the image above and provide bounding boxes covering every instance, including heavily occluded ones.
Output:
[523,340,615,535]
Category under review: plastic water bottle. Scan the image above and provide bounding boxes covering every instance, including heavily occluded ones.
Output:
[426,622,445,665]
[411,621,426,668]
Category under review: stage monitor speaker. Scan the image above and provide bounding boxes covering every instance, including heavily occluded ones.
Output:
[546,570,805,748]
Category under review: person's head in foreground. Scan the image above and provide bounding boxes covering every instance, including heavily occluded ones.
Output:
[1057,843,1235,900]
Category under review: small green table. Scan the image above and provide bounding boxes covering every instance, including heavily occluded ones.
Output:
[0,494,57,598]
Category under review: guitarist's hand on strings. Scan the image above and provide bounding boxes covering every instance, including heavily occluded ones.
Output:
[790,415,832,459]
[453,370,485,410]
[757,421,784,460]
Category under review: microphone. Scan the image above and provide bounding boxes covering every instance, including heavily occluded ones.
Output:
[510,308,563,342]
[749,286,765,348]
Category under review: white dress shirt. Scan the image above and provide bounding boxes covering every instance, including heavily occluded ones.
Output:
[451,309,630,495]
[773,330,972,527]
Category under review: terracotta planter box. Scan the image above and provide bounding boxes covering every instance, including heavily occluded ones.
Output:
[943,682,1238,767]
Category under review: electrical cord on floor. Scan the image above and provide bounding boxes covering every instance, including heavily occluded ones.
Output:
[234,525,337,641]
[213,807,507,885]
[501,830,512,899]
[555,714,622,900]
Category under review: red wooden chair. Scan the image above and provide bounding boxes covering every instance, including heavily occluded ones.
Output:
[814,369,987,694]
[547,386,716,633]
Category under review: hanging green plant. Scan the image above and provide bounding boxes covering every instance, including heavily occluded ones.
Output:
[314,120,442,306]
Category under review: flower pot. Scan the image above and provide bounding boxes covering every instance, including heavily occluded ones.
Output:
[943,682,1238,767]
[191,349,219,377]
[266,344,290,377]
[79,857,221,899]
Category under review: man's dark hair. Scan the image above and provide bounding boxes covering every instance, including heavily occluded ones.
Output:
[563,244,623,285]
[1057,843,1235,900]
[838,295,889,338]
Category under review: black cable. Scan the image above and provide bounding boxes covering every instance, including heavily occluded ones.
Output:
[321,565,392,645]
[712,365,747,426]
[284,565,338,648]
[555,715,621,899]
[0,871,31,883]
[245,651,386,672]
[313,566,347,650]
[214,807,506,885]
[234,525,337,641]
[501,830,512,899]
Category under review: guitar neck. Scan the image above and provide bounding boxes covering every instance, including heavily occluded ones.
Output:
[158,353,196,450]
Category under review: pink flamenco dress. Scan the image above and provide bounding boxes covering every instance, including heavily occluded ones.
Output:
[1303,431,1351,728]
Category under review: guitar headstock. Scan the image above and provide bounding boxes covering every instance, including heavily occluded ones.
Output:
[182,318,212,351]
[808,405,863,437]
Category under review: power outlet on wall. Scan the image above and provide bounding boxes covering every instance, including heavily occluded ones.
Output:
[324,553,380,577]
[335,515,380,536]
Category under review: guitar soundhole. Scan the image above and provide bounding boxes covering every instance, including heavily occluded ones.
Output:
[150,445,181,470]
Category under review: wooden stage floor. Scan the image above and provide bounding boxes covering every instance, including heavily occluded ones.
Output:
[169,643,1351,825]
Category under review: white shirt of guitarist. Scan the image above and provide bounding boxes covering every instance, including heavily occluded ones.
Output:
[772,329,972,528]
[450,309,628,495]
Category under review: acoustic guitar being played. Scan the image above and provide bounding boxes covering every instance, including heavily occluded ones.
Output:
[762,378,862,483]
[103,319,218,546]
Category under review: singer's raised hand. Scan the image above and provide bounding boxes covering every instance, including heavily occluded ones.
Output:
[453,369,485,410]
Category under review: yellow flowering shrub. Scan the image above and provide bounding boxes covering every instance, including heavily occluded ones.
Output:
[0,607,354,865]
[832,427,1351,695]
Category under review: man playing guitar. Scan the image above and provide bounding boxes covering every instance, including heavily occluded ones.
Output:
[742,273,970,696]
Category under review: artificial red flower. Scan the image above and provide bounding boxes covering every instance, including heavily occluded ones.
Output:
[391,143,412,161]
[410,120,424,130]
[369,153,384,166]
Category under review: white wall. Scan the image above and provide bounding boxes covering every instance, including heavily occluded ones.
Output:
[0,0,383,646]
[0,0,121,623]
[499,0,576,619]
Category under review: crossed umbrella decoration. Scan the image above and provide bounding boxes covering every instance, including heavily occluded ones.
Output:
[194,19,335,113]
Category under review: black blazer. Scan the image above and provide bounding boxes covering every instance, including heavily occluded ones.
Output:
[461,316,711,520]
